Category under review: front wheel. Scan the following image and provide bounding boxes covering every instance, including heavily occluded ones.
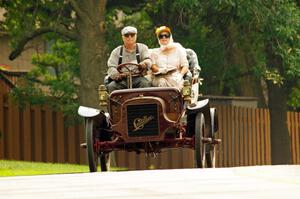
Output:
[86,118,98,172]
[194,113,206,168]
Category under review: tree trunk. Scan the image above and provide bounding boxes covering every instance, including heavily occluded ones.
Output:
[265,42,291,164]
[76,0,107,108]
[223,21,266,106]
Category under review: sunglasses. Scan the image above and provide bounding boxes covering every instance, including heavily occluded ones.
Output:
[123,33,136,38]
[158,34,170,39]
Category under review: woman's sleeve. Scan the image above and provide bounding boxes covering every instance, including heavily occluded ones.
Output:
[178,47,189,68]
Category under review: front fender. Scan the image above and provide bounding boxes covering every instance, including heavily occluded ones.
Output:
[78,106,100,118]
[186,99,209,114]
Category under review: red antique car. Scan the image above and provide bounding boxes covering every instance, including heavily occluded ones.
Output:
[78,51,220,172]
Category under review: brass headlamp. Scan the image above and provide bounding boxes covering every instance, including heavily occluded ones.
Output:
[98,84,109,107]
[182,80,192,102]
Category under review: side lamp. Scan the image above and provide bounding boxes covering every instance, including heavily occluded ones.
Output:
[98,84,109,107]
[182,80,192,102]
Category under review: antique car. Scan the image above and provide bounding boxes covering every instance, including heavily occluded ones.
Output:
[78,52,220,172]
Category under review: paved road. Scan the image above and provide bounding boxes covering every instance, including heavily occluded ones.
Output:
[1,165,300,199]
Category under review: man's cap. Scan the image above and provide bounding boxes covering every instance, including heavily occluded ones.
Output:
[155,26,171,36]
[121,26,137,35]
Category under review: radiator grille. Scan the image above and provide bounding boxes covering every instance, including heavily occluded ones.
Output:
[127,104,159,137]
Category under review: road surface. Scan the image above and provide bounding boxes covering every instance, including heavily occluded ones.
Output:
[1,165,300,199]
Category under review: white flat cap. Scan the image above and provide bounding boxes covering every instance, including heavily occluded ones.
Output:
[121,26,137,35]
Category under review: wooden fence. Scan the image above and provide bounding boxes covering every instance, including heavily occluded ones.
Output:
[0,94,299,170]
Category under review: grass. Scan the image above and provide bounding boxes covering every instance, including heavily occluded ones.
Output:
[0,160,90,177]
[0,160,128,177]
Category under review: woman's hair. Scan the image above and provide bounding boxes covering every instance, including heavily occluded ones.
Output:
[155,26,171,36]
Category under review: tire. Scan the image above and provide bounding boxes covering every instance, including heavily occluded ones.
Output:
[86,118,98,172]
[194,113,206,168]
[206,108,217,168]
[206,145,216,168]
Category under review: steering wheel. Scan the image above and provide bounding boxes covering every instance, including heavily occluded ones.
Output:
[117,62,143,77]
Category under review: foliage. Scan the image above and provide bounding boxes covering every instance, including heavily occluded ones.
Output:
[288,81,300,110]
[1,0,80,117]
[1,0,74,48]
[2,0,300,111]
[238,0,300,77]
[236,0,300,107]
[11,40,80,118]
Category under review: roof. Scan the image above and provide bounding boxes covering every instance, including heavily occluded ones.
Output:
[0,64,29,74]
[0,65,28,92]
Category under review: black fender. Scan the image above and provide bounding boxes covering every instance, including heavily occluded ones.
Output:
[78,106,101,118]
[186,99,211,137]
[78,106,111,141]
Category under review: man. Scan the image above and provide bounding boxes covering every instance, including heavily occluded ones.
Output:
[106,26,152,93]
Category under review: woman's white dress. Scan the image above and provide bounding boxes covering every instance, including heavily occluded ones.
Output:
[151,45,189,90]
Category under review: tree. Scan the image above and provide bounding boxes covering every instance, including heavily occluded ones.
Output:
[1,0,107,108]
[11,40,80,117]
[259,1,299,164]
[200,0,300,164]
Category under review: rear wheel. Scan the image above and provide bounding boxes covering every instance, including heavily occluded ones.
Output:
[86,118,98,172]
[206,145,216,168]
[206,108,218,168]
[194,113,206,168]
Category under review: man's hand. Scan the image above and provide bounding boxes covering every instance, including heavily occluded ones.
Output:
[113,73,127,81]
[139,61,148,69]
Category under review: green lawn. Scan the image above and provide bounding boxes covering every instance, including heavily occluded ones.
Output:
[0,160,128,177]
[0,160,89,177]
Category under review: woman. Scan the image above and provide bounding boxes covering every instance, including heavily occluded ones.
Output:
[150,26,189,90]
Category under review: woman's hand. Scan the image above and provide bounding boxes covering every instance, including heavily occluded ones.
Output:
[151,64,159,73]
[180,66,189,76]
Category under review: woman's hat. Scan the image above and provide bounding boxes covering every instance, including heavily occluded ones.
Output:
[155,26,171,36]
